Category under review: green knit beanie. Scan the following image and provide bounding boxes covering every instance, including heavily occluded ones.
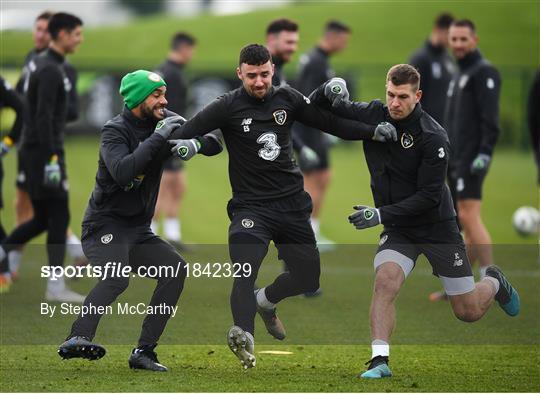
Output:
[119,70,167,109]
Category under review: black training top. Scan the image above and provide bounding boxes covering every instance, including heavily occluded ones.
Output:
[155,59,188,116]
[173,85,376,202]
[19,48,73,155]
[409,40,455,124]
[443,49,501,170]
[527,70,540,170]
[310,85,456,227]
[83,108,222,227]
[0,76,24,143]
[293,46,335,145]
[17,48,79,124]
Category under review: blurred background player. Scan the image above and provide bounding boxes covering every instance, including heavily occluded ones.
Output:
[293,20,351,252]
[409,12,455,125]
[431,19,502,301]
[9,11,86,280]
[152,32,197,251]
[527,69,540,183]
[266,18,299,87]
[0,13,85,302]
[0,75,24,291]
[265,18,321,296]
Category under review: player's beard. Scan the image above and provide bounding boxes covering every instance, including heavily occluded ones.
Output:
[140,102,166,120]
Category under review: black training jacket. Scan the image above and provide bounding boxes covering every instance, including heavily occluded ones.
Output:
[443,49,501,171]
[527,70,540,169]
[173,85,377,202]
[18,48,74,155]
[17,48,79,125]
[0,76,24,143]
[310,85,456,227]
[409,40,455,124]
[83,108,222,227]
[293,46,335,146]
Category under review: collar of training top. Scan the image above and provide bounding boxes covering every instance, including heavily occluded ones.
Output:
[241,85,276,103]
[45,47,65,63]
[122,105,159,129]
[166,58,185,69]
[425,39,445,55]
[316,46,330,57]
[457,48,483,70]
[387,103,424,131]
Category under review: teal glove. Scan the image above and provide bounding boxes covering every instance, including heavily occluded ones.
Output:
[168,138,201,161]
[348,205,381,230]
[43,155,61,188]
[470,153,491,175]
[324,77,350,107]
[373,122,398,142]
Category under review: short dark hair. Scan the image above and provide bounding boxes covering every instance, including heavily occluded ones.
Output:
[266,18,298,35]
[434,12,454,29]
[239,44,271,66]
[325,20,351,34]
[48,12,83,40]
[451,19,476,33]
[170,32,196,50]
[386,64,421,91]
[36,11,54,22]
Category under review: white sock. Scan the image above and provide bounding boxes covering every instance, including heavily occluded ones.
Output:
[372,339,389,358]
[256,287,276,310]
[310,217,320,236]
[164,218,181,241]
[66,233,85,258]
[8,250,22,273]
[150,220,158,234]
[478,266,489,279]
[47,275,66,293]
[0,246,6,262]
[483,276,500,295]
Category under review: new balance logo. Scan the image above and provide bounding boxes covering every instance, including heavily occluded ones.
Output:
[241,118,252,132]
[453,252,463,267]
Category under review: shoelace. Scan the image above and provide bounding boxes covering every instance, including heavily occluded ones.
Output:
[365,355,388,369]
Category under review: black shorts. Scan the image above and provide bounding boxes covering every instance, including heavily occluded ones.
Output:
[16,150,28,190]
[19,146,68,200]
[294,127,331,172]
[163,156,185,172]
[375,219,474,295]
[227,190,318,262]
[448,166,486,200]
[81,221,185,271]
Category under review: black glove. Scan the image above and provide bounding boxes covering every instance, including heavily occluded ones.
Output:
[470,153,491,175]
[154,115,186,139]
[348,205,381,230]
[324,77,350,107]
[43,155,61,188]
[168,138,201,161]
[373,122,397,142]
[298,146,320,171]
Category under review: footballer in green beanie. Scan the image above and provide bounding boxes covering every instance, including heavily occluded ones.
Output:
[119,70,167,115]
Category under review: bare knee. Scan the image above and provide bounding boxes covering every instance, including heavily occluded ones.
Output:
[374,265,403,299]
[453,308,478,323]
[450,295,480,323]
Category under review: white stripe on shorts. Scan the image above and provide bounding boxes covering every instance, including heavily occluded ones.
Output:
[374,249,415,278]
[439,275,475,295]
